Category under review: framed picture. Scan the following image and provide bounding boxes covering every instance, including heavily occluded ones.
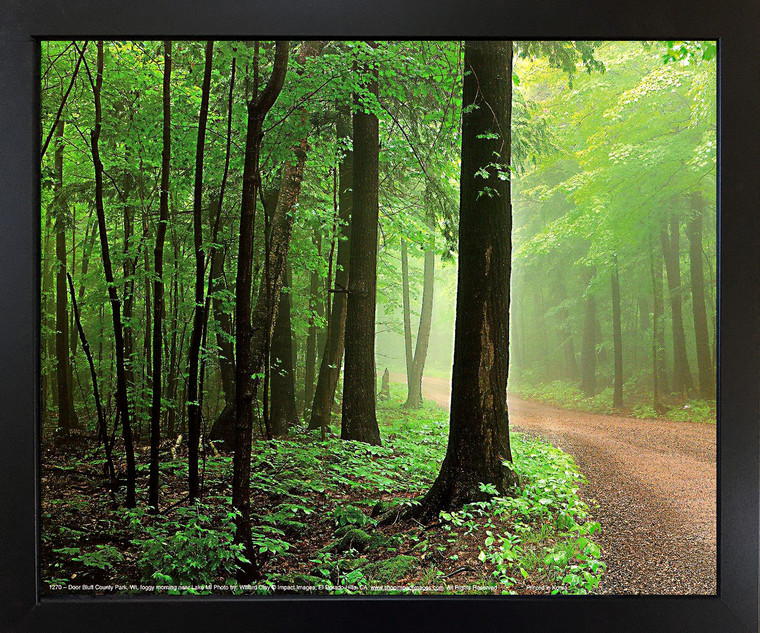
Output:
[0,0,757,631]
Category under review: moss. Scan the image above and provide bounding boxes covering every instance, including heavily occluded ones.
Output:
[333,528,389,553]
[364,555,417,583]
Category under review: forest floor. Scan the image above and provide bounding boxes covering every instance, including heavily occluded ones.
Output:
[400,373,717,594]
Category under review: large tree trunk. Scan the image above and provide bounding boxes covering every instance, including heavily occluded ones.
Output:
[413,40,515,521]
[90,41,136,507]
[53,120,75,435]
[581,272,597,398]
[231,41,290,583]
[269,260,299,435]
[611,258,623,409]
[309,109,353,432]
[187,41,214,501]
[341,44,382,446]
[148,40,172,512]
[687,193,714,399]
[661,214,693,395]
[403,214,436,408]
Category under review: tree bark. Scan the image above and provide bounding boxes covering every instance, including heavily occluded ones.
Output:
[687,193,714,399]
[231,41,290,583]
[661,214,693,395]
[611,258,623,409]
[341,43,382,446]
[309,109,353,432]
[187,40,214,501]
[148,40,172,512]
[270,260,299,434]
[414,40,515,520]
[90,41,136,507]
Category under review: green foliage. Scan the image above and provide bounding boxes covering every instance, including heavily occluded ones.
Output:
[123,503,250,592]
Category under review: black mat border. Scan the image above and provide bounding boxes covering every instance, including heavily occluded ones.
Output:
[0,1,757,631]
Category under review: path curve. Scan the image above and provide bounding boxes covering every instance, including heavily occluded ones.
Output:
[392,373,716,595]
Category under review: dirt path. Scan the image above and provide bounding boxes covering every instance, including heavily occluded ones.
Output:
[393,373,716,595]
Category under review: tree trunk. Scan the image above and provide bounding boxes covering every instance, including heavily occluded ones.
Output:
[148,41,172,512]
[303,230,322,416]
[204,55,237,419]
[53,120,75,435]
[611,258,623,409]
[581,272,596,398]
[404,215,435,408]
[187,40,214,501]
[557,274,578,380]
[414,40,515,521]
[68,273,116,490]
[231,41,290,583]
[90,41,136,507]
[121,168,136,425]
[401,238,414,389]
[650,237,667,414]
[341,44,382,446]
[42,207,55,415]
[687,193,714,399]
[270,260,299,434]
[213,41,322,449]
[661,214,693,395]
[309,109,353,432]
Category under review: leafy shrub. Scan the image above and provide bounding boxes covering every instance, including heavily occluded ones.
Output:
[124,503,251,591]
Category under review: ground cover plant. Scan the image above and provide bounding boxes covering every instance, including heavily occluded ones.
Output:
[41,385,604,595]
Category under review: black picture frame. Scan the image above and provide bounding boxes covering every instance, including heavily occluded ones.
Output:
[1,1,757,631]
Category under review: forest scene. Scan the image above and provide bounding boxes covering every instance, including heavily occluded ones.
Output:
[40,39,716,596]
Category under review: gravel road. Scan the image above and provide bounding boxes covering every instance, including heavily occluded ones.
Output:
[395,373,717,595]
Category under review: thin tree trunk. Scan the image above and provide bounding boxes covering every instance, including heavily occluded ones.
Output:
[68,273,116,490]
[341,43,382,446]
[309,109,353,432]
[270,260,298,434]
[650,236,667,414]
[187,40,213,501]
[231,41,289,583]
[90,41,136,507]
[413,40,515,521]
[661,214,693,395]
[687,193,714,399]
[205,55,237,415]
[557,274,578,380]
[148,40,172,512]
[53,120,75,435]
[303,230,322,416]
[401,238,414,390]
[611,258,623,409]
[581,271,596,398]
[404,213,435,408]
[42,206,55,415]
